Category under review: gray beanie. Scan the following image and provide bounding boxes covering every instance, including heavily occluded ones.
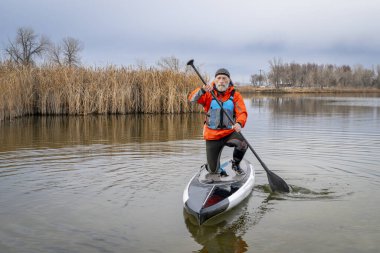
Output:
[215,68,230,78]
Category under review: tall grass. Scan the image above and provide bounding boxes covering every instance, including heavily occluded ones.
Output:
[0,64,200,121]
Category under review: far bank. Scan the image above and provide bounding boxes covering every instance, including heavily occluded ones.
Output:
[237,86,380,94]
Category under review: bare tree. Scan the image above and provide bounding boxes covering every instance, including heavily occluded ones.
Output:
[321,64,336,88]
[336,65,352,87]
[352,65,374,87]
[268,57,283,88]
[157,56,180,71]
[4,27,49,66]
[374,65,380,88]
[250,74,260,86]
[47,43,63,66]
[47,37,83,66]
[62,37,83,66]
[288,63,301,87]
[250,71,266,86]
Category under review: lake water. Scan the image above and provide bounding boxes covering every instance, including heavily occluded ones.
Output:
[1,94,379,253]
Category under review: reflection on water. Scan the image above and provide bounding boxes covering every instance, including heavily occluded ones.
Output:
[0,114,204,152]
[185,214,248,253]
[184,206,251,253]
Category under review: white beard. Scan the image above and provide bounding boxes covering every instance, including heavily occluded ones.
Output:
[216,83,228,92]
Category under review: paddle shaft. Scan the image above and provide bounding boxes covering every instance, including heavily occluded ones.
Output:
[187,62,273,174]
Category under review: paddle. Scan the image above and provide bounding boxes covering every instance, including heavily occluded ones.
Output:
[187,59,290,193]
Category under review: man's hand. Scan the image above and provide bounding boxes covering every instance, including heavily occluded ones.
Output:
[233,123,242,132]
[203,83,213,92]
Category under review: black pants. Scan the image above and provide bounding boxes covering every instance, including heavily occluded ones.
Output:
[206,132,248,173]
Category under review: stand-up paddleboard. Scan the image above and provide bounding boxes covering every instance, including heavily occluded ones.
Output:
[183,159,255,225]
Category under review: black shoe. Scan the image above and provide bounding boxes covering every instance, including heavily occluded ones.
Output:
[219,169,228,177]
[232,161,245,175]
[201,163,210,172]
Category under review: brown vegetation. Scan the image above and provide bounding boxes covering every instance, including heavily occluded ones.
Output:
[0,64,200,121]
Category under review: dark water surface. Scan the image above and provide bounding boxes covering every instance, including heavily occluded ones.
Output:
[1,94,379,253]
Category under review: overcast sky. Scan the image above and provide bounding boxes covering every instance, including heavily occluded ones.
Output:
[1,0,380,83]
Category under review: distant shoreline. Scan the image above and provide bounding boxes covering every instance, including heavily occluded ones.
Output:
[237,86,380,94]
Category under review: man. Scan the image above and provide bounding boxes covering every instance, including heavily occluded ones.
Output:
[188,68,248,176]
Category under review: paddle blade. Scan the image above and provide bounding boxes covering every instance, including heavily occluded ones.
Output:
[266,170,290,193]
[186,59,194,66]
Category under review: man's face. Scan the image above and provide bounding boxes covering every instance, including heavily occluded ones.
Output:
[214,75,230,92]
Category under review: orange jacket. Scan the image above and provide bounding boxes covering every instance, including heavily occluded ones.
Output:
[188,83,248,140]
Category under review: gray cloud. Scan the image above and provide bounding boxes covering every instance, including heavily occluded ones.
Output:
[1,0,380,82]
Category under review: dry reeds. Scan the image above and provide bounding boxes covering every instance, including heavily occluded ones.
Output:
[0,64,201,121]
